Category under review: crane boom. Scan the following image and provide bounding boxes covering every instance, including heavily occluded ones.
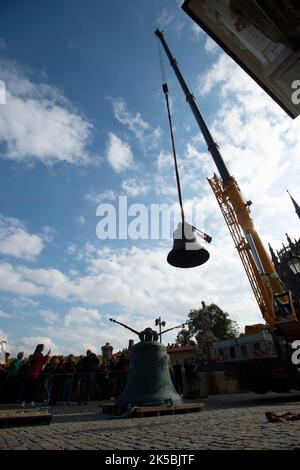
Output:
[155,29,299,338]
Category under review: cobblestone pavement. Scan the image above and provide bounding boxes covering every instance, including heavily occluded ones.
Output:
[0,392,300,450]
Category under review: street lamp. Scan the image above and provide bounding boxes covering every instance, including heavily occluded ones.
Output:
[155,317,166,343]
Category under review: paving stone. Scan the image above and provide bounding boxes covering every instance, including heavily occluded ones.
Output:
[0,393,300,449]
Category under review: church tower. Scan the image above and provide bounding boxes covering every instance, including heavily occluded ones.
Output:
[287,190,300,220]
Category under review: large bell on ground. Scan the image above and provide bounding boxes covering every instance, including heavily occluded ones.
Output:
[167,222,210,268]
[116,340,182,406]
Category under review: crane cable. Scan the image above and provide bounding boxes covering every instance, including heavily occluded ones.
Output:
[157,36,184,225]
[156,37,212,244]
[163,82,185,227]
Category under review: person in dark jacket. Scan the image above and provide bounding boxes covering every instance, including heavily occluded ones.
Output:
[61,355,76,404]
[43,356,58,405]
[49,356,64,405]
[117,349,130,395]
[6,351,24,402]
[78,350,99,405]
[173,361,183,395]
[21,344,50,407]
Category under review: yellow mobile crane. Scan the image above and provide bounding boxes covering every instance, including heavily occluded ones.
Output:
[155,29,300,390]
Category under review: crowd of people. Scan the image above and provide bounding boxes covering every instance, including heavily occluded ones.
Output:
[0,344,131,406]
[0,343,201,406]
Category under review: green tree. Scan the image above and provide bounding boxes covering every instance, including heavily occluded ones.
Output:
[176,302,239,346]
[175,328,195,346]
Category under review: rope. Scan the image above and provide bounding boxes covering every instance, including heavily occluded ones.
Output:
[157,35,184,226]
[156,37,212,244]
[163,84,185,227]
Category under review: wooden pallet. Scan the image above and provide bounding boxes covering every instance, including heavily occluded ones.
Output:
[101,403,128,416]
[134,403,204,417]
[0,410,52,428]
[101,402,204,417]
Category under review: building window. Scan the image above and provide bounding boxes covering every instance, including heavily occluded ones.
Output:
[217,349,225,361]
[229,347,236,359]
[240,345,248,359]
[254,342,265,357]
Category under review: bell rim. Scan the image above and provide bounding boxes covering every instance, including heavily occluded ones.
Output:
[167,248,210,268]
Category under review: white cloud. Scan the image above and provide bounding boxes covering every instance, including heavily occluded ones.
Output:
[0,309,11,319]
[75,215,86,226]
[198,54,260,98]
[112,98,149,141]
[0,262,43,296]
[156,7,186,34]
[19,266,68,288]
[204,37,220,54]
[39,310,58,325]
[0,58,95,165]
[10,297,39,309]
[155,174,178,197]
[64,306,101,327]
[111,98,162,150]
[15,336,57,355]
[0,239,264,347]
[67,242,97,262]
[14,240,254,334]
[190,23,203,40]
[154,151,178,197]
[85,243,258,334]
[197,53,300,222]
[86,189,117,204]
[121,178,150,197]
[0,38,7,50]
[0,215,44,260]
[177,144,214,192]
[0,330,8,343]
[105,132,134,173]
[41,226,57,243]
[68,268,79,277]
[156,151,173,171]
[155,147,212,196]
[83,242,98,257]
[67,243,84,260]
[32,323,130,355]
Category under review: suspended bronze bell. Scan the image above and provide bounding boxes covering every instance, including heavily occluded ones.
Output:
[116,338,182,406]
[167,222,210,268]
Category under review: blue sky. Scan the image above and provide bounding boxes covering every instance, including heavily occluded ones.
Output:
[0,0,300,356]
